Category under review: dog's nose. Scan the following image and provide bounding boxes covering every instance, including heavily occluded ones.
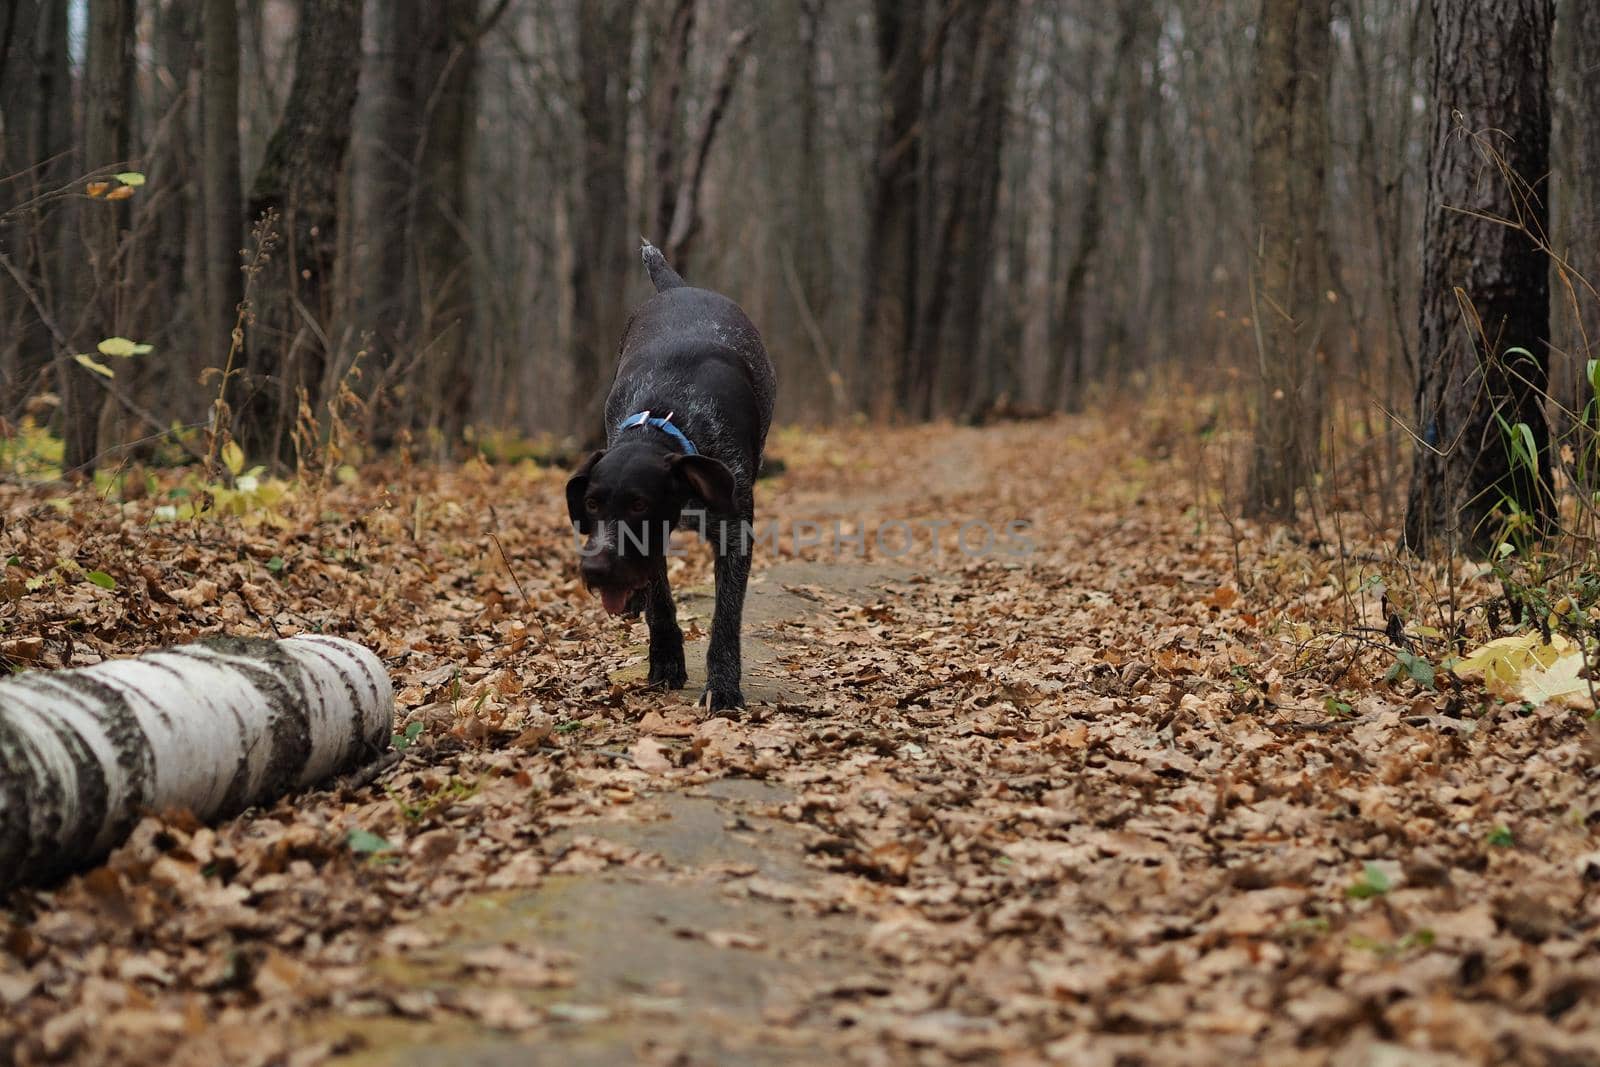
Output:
[580,552,611,587]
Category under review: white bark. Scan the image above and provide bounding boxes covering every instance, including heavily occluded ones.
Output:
[0,635,393,887]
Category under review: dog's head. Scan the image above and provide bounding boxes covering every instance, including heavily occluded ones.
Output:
[566,442,736,615]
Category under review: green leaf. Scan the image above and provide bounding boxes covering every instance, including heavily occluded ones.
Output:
[97,337,149,358]
[113,171,146,187]
[1391,652,1435,690]
[346,828,394,854]
[1346,862,1392,899]
[74,353,115,378]
[390,720,426,752]
[85,570,116,590]
[266,555,285,573]
[221,440,245,476]
[1488,825,1514,848]
[1516,422,1537,472]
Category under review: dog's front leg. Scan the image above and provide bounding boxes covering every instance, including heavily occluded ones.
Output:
[645,559,687,690]
[704,496,753,710]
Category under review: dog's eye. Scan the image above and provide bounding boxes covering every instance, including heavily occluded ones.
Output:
[585,497,600,514]
[629,499,649,515]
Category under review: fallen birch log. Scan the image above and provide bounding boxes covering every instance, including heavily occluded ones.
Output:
[0,635,392,888]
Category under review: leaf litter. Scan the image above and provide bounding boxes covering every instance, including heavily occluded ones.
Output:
[1,410,1598,1065]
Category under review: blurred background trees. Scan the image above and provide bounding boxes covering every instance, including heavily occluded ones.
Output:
[0,0,1587,541]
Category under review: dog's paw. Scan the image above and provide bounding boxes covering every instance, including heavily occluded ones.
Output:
[700,685,745,711]
[647,656,688,690]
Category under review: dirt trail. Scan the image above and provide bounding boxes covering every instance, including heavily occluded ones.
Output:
[311,433,982,1063]
[321,563,915,1066]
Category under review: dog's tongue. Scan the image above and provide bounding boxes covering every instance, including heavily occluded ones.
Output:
[600,587,632,616]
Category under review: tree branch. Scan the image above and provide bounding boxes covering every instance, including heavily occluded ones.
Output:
[665,26,754,266]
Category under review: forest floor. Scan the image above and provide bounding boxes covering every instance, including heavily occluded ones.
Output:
[2,398,1599,1066]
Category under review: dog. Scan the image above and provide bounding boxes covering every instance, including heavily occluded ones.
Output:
[566,241,776,710]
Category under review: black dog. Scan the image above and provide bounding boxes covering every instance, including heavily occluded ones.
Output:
[567,242,776,710]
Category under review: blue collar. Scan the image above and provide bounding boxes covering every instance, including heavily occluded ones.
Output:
[616,410,698,455]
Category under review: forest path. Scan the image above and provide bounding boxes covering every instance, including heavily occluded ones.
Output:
[322,561,914,1066]
[7,414,1596,1066]
[314,427,994,1063]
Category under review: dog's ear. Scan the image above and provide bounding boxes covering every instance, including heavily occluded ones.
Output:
[565,450,605,530]
[671,454,737,514]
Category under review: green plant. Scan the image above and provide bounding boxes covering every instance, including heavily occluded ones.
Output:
[1346,863,1392,900]
[391,721,425,751]
[151,441,293,526]
[0,417,64,480]
[1386,651,1435,690]
[384,775,478,823]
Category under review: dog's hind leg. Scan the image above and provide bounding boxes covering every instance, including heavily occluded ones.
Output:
[704,493,754,710]
[645,562,687,690]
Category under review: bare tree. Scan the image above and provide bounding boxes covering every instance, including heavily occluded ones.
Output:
[1245,0,1332,520]
[858,0,928,416]
[1043,6,1125,412]
[201,0,244,373]
[645,0,695,247]
[0,0,72,415]
[663,26,753,270]
[411,0,487,442]
[924,0,1017,420]
[64,0,137,474]
[569,0,633,436]
[1404,0,1555,554]
[1560,0,1600,398]
[240,0,363,464]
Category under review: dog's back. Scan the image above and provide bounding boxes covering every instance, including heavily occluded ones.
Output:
[605,249,775,485]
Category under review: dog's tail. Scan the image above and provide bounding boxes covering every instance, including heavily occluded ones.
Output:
[640,238,687,293]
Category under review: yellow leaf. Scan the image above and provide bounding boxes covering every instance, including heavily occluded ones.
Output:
[1456,633,1593,709]
[1513,651,1593,709]
[105,185,135,201]
[86,181,110,198]
[98,337,139,357]
[221,441,245,476]
[74,353,115,378]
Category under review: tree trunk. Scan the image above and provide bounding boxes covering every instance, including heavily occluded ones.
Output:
[0,0,72,415]
[857,0,926,417]
[905,0,977,421]
[351,0,421,440]
[201,0,244,376]
[942,1,1015,420]
[1404,0,1554,556]
[240,0,363,466]
[663,26,753,271]
[1043,4,1141,413]
[1244,0,1332,520]
[569,0,633,437]
[411,0,481,444]
[1563,0,1600,415]
[0,635,392,889]
[645,0,695,246]
[794,0,832,340]
[98,0,199,459]
[63,0,137,475]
